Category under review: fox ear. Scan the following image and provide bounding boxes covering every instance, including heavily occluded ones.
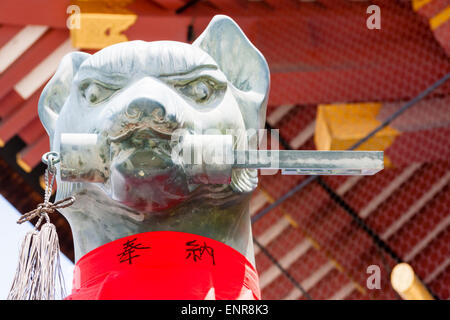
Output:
[193,15,270,131]
[38,51,90,142]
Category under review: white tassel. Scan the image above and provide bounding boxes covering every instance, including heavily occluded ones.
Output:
[9,153,74,300]
[38,223,67,299]
[7,231,40,300]
[7,223,67,300]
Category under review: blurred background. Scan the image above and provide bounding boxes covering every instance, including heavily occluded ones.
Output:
[0,0,448,299]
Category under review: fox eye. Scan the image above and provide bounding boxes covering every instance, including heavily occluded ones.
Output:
[81,82,117,105]
[177,78,218,103]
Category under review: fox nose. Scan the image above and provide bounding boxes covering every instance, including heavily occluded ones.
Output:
[125,97,164,120]
[125,97,178,137]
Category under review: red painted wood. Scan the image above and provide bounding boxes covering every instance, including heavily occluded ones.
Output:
[256,4,450,105]
[125,16,191,43]
[254,249,273,280]
[277,107,316,147]
[269,69,450,106]
[289,249,329,285]
[428,265,450,299]
[411,228,450,282]
[259,174,303,199]
[206,0,246,11]
[261,247,329,300]
[19,116,46,145]
[255,161,448,297]
[0,25,22,49]
[150,0,186,11]
[389,184,449,258]
[434,22,450,56]
[0,0,69,28]
[415,0,449,19]
[386,128,450,166]
[126,0,175,15]
[18,134,49,170]
[262,272,293,300]
[0,89,23,118]
[379,97,450,132]
[347,169,408,213]
[2,2,447,107]
[366,162,448,236]
[309,163,449,292]
[0,28,68,100]
[346,290,369,300]
[252,206,284,238]
[268,160,444,270]
[0,87,42,143]
[333,163,444,258]
[306,269,350,300]
[259,226,308,272]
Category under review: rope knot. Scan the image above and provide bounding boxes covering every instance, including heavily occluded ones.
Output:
[17,196,75,227]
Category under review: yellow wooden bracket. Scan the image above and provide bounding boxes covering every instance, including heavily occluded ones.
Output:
[314,103,400,167]
[430,6,450,30]
[16,154,32,173]
[69,1,137,49]
[412,0,432,12]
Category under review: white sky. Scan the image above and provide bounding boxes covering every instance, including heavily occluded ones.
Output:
[0,194,74,299]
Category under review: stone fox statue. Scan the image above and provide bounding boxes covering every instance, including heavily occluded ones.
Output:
[38,15,270,299]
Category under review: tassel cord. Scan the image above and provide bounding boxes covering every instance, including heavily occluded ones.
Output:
[8,152,75,300]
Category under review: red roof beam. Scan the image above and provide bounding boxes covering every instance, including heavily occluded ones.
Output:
[0,89,24,119]
[16,134,49,173]
[0,25,23,48]
[0,29,68,100]
[0,0,69,28]
[0,87,42,147]
[18,117,46,145]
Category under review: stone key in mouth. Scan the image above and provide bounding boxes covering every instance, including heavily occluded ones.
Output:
[58,133,384,184]
[110,127,174,174]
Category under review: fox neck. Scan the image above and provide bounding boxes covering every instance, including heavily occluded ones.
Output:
[59,184,256,266]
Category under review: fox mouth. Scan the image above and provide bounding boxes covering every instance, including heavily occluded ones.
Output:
[106,125,190,212]
[109,126,176,176]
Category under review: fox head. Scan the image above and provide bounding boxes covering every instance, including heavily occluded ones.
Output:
[39,15,270,214]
